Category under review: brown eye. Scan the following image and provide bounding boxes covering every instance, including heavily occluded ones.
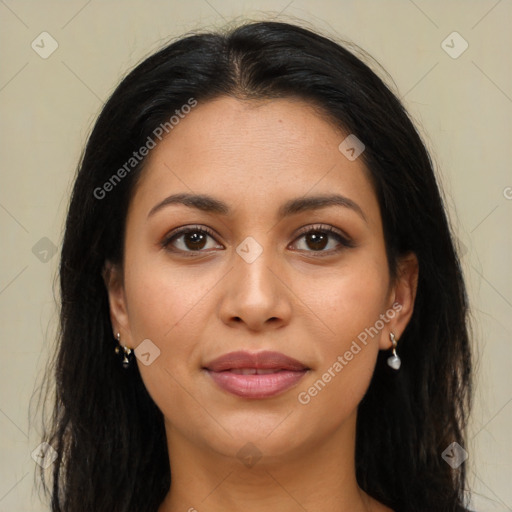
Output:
[304,231,329,251]
[162,226,223,253]
[182,231,207,250]
[290,225,354,254]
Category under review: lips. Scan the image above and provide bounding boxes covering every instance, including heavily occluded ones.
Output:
[204,350,308,372]
[203,350,309,399]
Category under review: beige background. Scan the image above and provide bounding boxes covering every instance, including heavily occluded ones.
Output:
[0,1,511,510]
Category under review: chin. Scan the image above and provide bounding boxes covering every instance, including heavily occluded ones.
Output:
[202,417,315,465]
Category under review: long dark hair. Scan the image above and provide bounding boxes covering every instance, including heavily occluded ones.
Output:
[36,20,472,512]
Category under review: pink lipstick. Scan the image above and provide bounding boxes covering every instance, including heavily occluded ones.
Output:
[203,350,309,399]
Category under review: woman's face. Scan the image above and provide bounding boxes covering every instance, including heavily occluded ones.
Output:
[106,96,417,466]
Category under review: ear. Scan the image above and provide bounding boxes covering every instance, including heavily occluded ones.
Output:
[102,260,133,349]
[379,251,419,350]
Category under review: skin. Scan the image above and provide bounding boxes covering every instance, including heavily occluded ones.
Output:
[105,96,418,512]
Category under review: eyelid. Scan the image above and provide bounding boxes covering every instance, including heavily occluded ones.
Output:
[292,223,353,244]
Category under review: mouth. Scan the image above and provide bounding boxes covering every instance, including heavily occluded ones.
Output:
[203,350,310,399]
[222,368,294,375]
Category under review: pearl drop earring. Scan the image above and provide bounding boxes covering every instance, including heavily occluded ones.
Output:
[387,332,401,370]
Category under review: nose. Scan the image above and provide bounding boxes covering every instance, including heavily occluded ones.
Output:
[218,245,293,332]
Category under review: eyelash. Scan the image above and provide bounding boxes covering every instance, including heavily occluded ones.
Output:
[161,224,355,257]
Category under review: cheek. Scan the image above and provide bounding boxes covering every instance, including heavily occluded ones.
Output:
[296,309,381,436]
[122,252,218,409]
[123,249,216,342]
[320,253,390,339]
[297,257,389,417]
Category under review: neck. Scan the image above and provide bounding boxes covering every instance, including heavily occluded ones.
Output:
[157,411,383,512]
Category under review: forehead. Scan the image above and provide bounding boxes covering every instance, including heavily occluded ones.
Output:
[147,96,345,168]
[130,96,380,227]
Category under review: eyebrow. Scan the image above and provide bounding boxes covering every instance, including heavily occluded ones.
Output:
[147,192,367,223]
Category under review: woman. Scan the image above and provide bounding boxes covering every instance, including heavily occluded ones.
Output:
[38,20,472,512]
